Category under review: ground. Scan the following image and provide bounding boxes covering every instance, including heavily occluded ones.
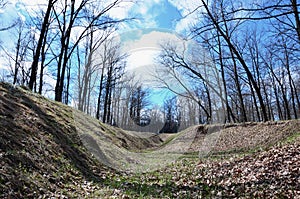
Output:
[0,82,299,198]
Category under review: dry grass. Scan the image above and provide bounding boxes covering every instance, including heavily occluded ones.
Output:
[1,82,299,198]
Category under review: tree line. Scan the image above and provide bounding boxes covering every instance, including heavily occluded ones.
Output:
[158,0,299,124]
[0,0,299,132]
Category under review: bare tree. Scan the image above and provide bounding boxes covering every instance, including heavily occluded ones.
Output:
[26,0,128,102]
[129,85,150,126]
[12,20,28,85]
[254,0,300,43]
[77,28,110,112]
[92,37,126,123]
[53,0,128,102]
[182,0,300,123]
[157,38,226,124]
[28,0,57,90]
[159,96,181,133]
[190,0,269,121]
[261,36,299,120]
[0,19,32,85]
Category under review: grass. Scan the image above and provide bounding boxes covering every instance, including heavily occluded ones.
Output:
[278,130,300,144]
[1,82,300,198]
[104,130,299,198]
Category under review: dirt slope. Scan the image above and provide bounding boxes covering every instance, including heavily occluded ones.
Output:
[158,120,300,155]
[0,82,161,198]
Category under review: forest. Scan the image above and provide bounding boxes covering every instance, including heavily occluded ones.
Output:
[0,0,299,133]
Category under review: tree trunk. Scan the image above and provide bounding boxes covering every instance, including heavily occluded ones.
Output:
[201,0,268,121]
[65,61,71,105]
[54,0,75,102]
[217,33,232,123]
[38,27,48,94]
[230,48,247,122]
[13,30,21,85]
[249,81,261,121]
[96,66,105,120]
[103,65,113,123]
[29,0,54,90]
[291,0,300,42]
[284,43,298,119]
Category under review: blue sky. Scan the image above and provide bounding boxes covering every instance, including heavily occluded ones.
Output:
[0,0,199,63]
[108,0,200,106]
[132,0,182,30]
[108,0,199,34]
[116,0,188,106]
[0,0,200,104]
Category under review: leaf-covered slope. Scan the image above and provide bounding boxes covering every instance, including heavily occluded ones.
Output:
[120,136,300,198]
[159,120,300,155]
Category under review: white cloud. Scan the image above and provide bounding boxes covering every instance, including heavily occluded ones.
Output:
[122,30,182,52]
[107,1,135,20]
[168,0,202,33]
[126,49,158,71]
[122,30,182,73]
[0,1,19,24]
[139,4,149,15]
[118,0,165,30]
[174,14,198,34]
[153,0,162,3]
[121,30,185,84]
[168,0,200,15]
[0,55,8,70]
[119,29,211,97]
[15,0,47,17]
[17,12,26,21]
